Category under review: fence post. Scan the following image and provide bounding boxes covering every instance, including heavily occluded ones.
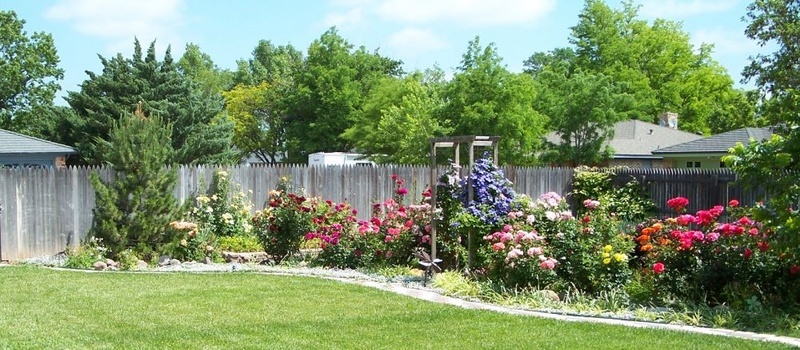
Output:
[0,201,3,262]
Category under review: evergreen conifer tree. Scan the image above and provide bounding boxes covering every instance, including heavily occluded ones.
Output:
[90,104,179,260]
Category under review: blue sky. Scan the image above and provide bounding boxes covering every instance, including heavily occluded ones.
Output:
[6,0,766,103]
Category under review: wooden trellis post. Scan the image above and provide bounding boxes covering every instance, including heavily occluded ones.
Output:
[428,136,500,269]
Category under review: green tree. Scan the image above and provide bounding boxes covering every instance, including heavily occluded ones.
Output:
[222,82,286,164]
[0,10,64,136]
[342,71,451,164]
[177,43,234,98]
[441,37,547,165]
[537,62,633,165]
[726,0,800,251]
[283,28,403,163]
[568,0,752,134]
[64,39,237,165]
[90,109,179,260]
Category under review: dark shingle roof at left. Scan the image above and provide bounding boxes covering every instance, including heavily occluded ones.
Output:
[652,127,773,154]
[0,129,76,154]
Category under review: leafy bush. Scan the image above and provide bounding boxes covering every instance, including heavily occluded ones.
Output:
[162,220,220,262]
[572,167,656,223]
[65,237,107,269]
[632,198,800,308]
[217,235,262,252]
[252,177,313,263]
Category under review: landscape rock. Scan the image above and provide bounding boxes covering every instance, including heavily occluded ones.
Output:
[535,290,560,302]
[169,259,181,266]
[157,255,171,267]
[93,261,107,270]
[105,258,117,268]
[222,251,268,263]
[136,260,149,270]
[202,256,212,264]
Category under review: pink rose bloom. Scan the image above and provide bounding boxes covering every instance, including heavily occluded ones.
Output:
[705,232,720,242]
[421,235,430,243]
[492,242,505,251]
[503,224,513,232]
[729,199,740,207]
[545,211,558,221]
[749,228,759,236]
[526,215,536,224]
[676,214,696,226]
[528,247,543,256]
[540,258,557,270]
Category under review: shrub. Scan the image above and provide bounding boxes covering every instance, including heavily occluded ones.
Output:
[162,220,220,262]
[252,177,313,263]
[571,167,656,223]
[632,197,800,308]
[217,235,262,252]
[65,237,107,269]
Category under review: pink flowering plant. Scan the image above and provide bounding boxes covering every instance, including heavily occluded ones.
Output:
[632,197,798,307]
[309,175,432,268]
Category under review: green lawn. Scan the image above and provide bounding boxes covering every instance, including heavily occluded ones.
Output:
[0,266,792,350]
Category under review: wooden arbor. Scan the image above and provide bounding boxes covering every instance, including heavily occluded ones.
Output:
[428,136,500,268]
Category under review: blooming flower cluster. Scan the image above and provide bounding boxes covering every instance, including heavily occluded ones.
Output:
[457,157,516,225]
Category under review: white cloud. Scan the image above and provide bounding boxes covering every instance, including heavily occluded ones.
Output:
[45,0,185,55]
[322,7,364,28]
[692,28,759,55]
[387,28,447,56]
[376,0,556,25]
[639,0,738,18]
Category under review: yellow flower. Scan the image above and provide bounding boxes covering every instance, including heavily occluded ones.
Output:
[602,252,610,258]
[603,258,611,265]
[603,245,613,253]
[613,253,626,262]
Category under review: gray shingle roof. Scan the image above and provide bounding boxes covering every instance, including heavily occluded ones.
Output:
[0,129,76,154]
[651,127,773,155]
[545,119,704,159]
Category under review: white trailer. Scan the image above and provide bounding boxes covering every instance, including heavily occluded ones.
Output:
[307,152,374,166]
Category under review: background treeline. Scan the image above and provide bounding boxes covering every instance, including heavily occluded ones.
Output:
[2,1,766,167]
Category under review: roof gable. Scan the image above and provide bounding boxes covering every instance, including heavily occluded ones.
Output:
[0,129,76,154]
[545,119,704,158]
[652,127,773,155]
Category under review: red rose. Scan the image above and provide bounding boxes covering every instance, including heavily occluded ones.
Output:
[790,265,800,276]
[653,262,665,274]
[729,199,740,207]
[744,248,753,259]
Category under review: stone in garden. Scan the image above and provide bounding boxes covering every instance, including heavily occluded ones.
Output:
[202,256,212,264]
[136,260,149,270]
[535,290,560,302]
[105,258,117,267]
[157,255,171,266]
[205,246,214,253]
[93,261,107,270]
[169,259,181,266]
[107,266,119,271]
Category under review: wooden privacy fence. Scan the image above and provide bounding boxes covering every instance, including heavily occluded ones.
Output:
[0,165,767,262]
[0,164,573,261]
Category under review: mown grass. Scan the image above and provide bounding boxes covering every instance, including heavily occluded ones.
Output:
[0,266,793,349]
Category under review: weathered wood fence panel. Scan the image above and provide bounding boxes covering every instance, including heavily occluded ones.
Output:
[0,165,767,262]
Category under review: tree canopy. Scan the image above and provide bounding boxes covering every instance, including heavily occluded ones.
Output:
[64,39,237,165]
[0,10,63,137]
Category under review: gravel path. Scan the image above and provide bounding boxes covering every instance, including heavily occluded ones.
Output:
[17,255,800,348]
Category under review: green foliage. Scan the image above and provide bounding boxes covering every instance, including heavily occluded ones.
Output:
[89,113,179,261]
[571,168,656,223]
[216,235,262,253]
[252,177,313,262]
[64,237,107,269]
[536,64,633,166]
[177,43,234,98]
[222,82,286,164]
[432,271,481,297]
[115,249,141,270]
[442,37,548,165]
[342,71,451,164]
[64,39,237,165]
[565,0,753,134]
[0,10,63,135]
[283,28,403,162]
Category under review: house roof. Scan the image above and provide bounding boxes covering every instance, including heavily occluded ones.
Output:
[651,127,773,155]
[545,119,704,159]
[0,129,76,154]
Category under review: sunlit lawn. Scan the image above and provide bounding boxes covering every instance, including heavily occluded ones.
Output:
[0,266,792,349]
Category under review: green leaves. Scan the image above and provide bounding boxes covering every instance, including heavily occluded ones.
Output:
[0,10,63,136]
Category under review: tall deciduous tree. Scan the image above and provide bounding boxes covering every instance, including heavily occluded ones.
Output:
[0,10,64,136]
[178,43,233,98]
[537,62,633,165]
[442,37,547,165]
[64,39,237,165]
[726,0,800,250]
[222,82,285,164]
[283,28,403,163]
[90,109,178,260]
[568,0,752,134]
[343,70,451,164]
